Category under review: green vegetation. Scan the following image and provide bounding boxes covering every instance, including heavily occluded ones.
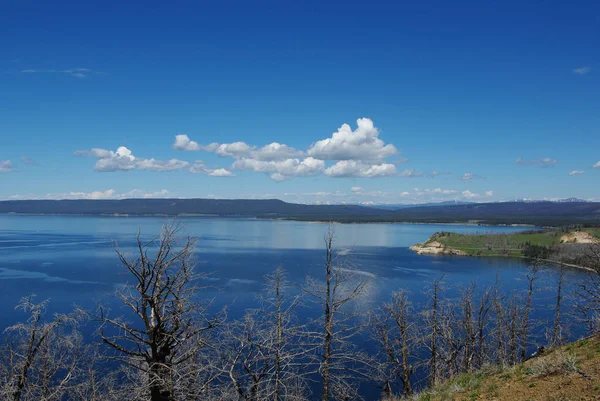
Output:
[415,227,600,268]
[429,230,561,258]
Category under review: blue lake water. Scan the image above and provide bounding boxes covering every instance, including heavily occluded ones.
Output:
[0,215,590,397]
[0,215,587,330]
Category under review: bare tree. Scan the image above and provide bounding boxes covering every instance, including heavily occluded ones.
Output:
[372,290,416,398]
[219,267,309,401]
[551,266,565,347]
[98,222,222,401]
[0,296,83,401]
[422,276,443,386]
[475,286,492,368]
[521,262,541,361]
[304,227,369,401]
[575,244,600,333]
[460,283,476,373]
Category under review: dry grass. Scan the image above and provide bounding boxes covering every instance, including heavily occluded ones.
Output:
[393,335,600,401]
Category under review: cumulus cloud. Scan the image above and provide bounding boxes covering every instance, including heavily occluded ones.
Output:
[137,159,191,172]
[0,160,13,173]
[175,118,403,181]
[173,134,201,151]
[515,157,558,168]
[233,157,324,181]
[569,170,584,176]
[76,146,190,172]
[351,186,363,193]
[573,66,591,75]
[324,160,396,178]
[209,168,235,177]
[593,161,600,168]
[461,172,484,182]
[188,162,235,177]
[307,118,397,161]
[175,136,302,161]
[270,173,286,182]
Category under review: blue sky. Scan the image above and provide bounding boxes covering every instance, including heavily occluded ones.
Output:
[1,0,598,204]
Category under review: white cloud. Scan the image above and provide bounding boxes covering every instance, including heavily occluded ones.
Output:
[270,173,286,182]
[137,159,190,172]
[214,142,254,158]
[209,168,235,177]
[351,186,363,193]
[251,142,302,161]
[414,188,458,196]
[398,169,422,177]
[324,160,396,178]
[188,162,235,177]
[76,146,190,172]
[233,157,324,181]
[43,189,170,200]
[175,117,401,181]
[180,138,303,161]
[173,134,201,151]
[461,172,484,181]
[461,190,494,199]
[593,161,600,168]
[0,160,13,173]
[573,66,591,75]
[569,170,584,176]
[515,157,557,168]
[307,118,398,161]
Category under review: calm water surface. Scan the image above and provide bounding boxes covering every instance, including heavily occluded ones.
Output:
[1,215,591,397]
[0,215,585,329]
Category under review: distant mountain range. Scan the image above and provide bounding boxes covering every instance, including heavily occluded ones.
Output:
[1,198,599,226]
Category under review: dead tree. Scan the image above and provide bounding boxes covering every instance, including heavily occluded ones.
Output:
[575,244,600,333]
[220,267,308,401]
[372,290,415,398]
[98,222,222,401]
[0,296,83,401]
[474,286,492,369]
[461,283,476,373]
[521,262,541,361]
[304,227,369,401]
[491,272,506,365]
[423,276,443,386]
[552,266,565,347]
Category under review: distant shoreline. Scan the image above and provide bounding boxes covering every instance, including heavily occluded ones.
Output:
[1,198,599,226]
[0,212,539,228]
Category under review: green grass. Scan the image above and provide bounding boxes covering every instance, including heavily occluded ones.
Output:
[427,230,561,257]
[583,227,600,239]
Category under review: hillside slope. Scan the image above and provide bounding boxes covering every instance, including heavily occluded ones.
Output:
[407,335,600,401]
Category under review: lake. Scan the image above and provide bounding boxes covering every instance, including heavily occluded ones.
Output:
[0,215,587,327]
[0,214,590,397]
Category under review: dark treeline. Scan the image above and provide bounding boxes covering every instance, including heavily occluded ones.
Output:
[1,223,599,401]
[2,199,600,226]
